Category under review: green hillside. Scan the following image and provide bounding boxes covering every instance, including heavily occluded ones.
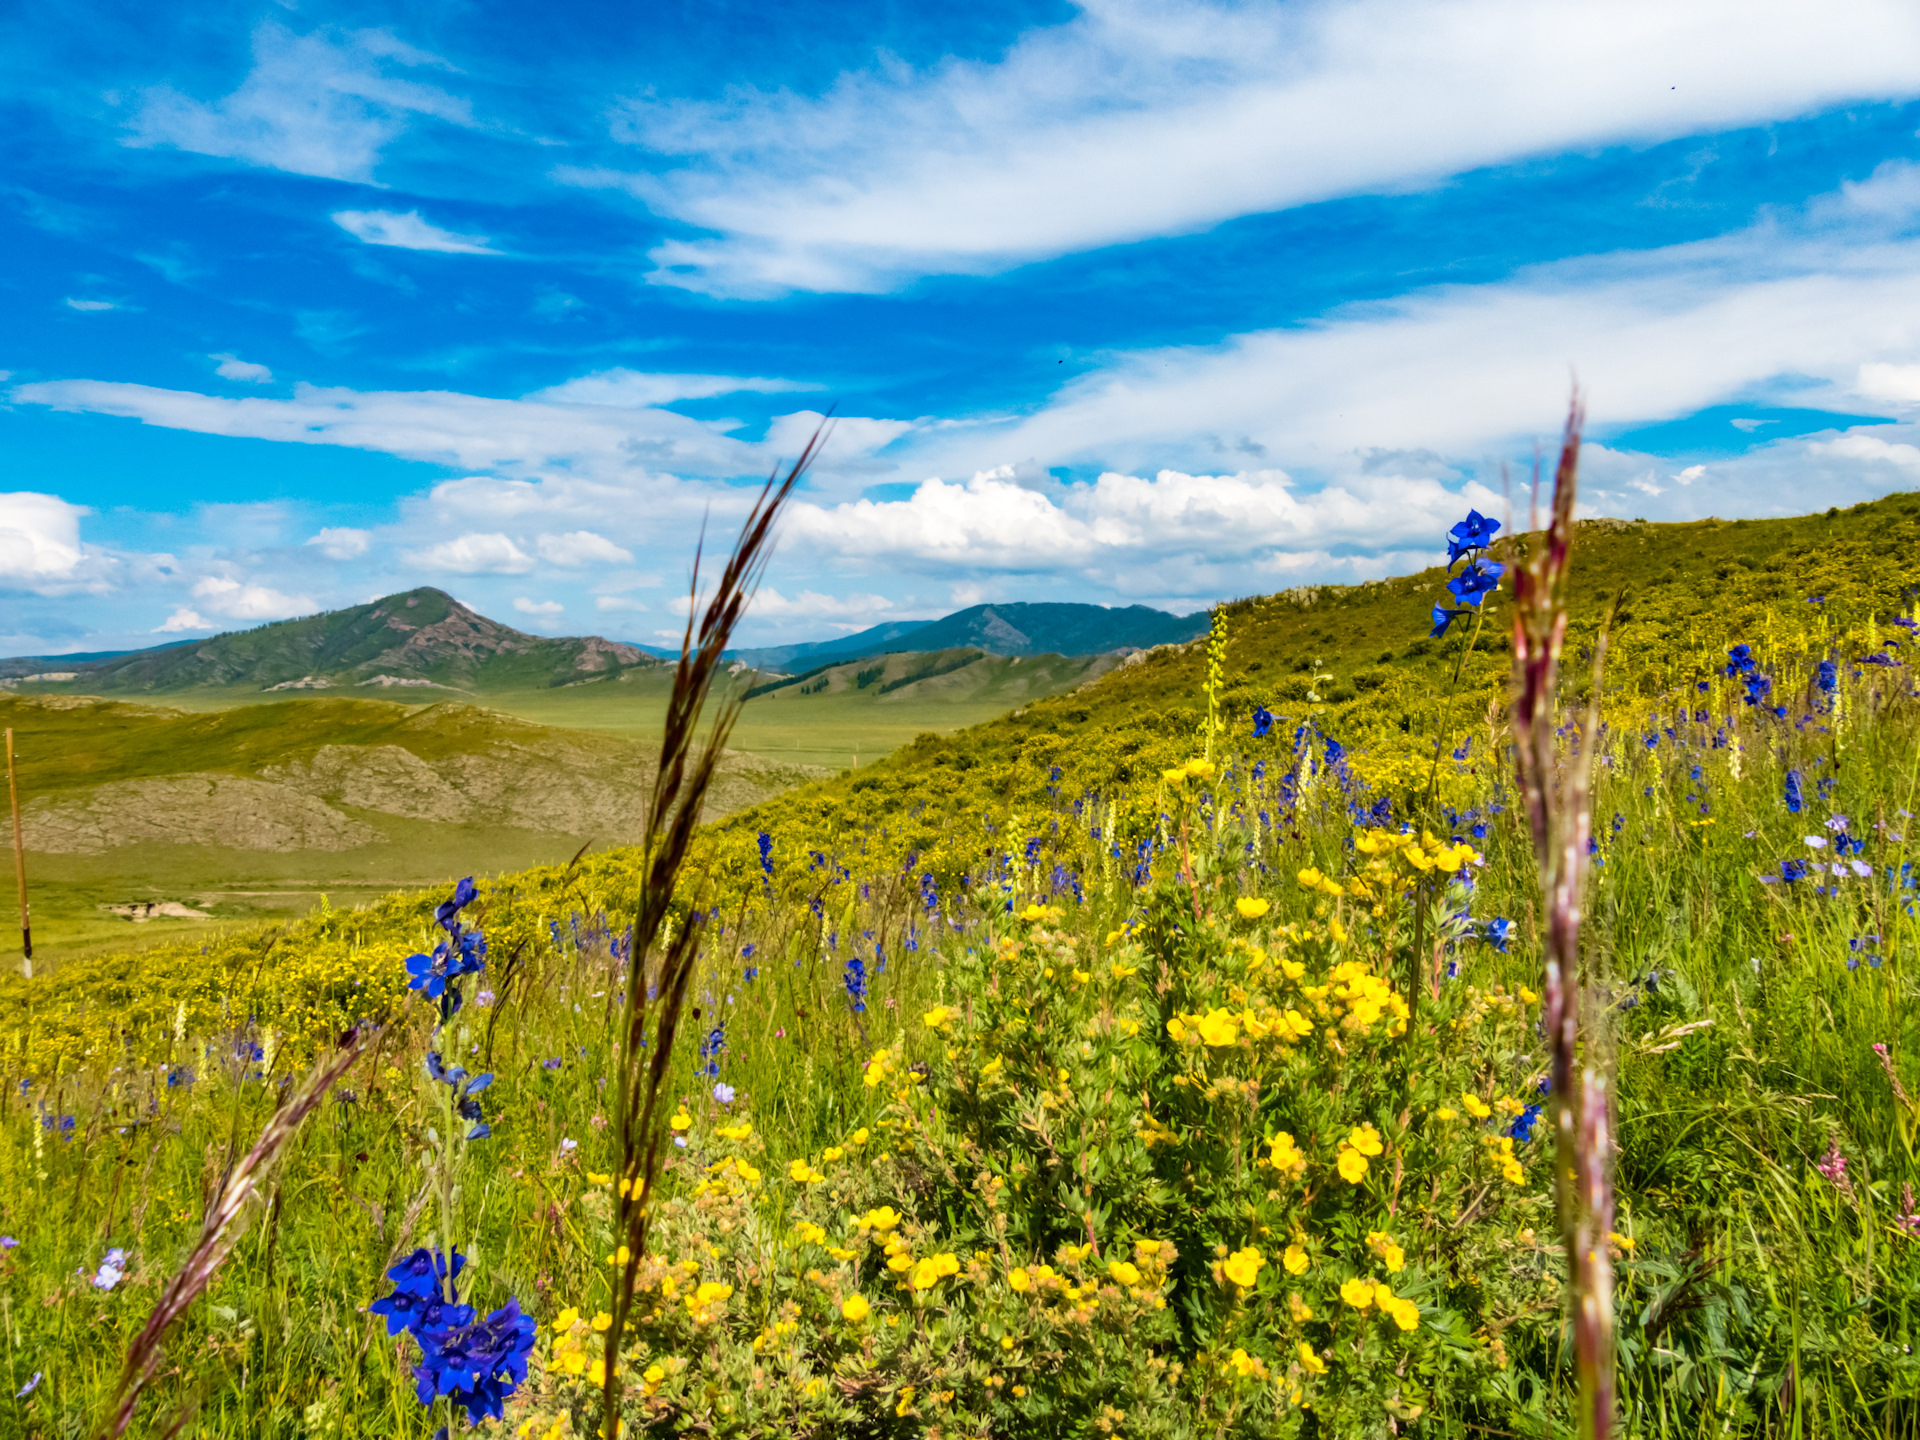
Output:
[0,692,816,965]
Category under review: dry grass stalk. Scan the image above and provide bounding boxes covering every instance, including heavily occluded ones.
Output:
[600,423,830,1436]
[1508,392,1617,1438]
[95,1029,376,1439]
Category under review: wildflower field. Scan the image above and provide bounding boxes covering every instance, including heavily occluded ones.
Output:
[4,473,1920,1438]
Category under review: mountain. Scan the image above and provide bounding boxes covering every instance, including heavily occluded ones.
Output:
[1,589,660,694]
[725,603,1206,672]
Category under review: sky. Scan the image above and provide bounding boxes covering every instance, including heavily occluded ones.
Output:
[5,0,1920,656]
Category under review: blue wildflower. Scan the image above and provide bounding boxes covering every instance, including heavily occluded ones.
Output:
[1507,1104,1543,1144]
[1446,558,1504,608]
[1446,509,1502,564]
[696,1025,725,1077]
[386,1246,466,1300]
[1430,604,1471,639]
[1484,917,1512,953]
[757,831,774,882]
[1817,659,1838,694]
[1252,705,1274,739]
[844,956,867,1014]
[1785,769,1804,814]
[412,1297,537,1424]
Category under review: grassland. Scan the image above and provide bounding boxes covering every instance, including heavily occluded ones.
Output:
[2,491,1918,1437]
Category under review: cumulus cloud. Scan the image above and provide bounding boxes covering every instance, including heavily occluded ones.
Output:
[594,595,648,612]
[189,575,317,620]
[332,209,498,255]
[65,298,118,312]
[211,353,273,383]
[513,596,564,615]
[669,586,899,628]
[590,0,1920,295]
[408,532,534,573]
[785,464,1495,583]
[153,607,211,632]
[126,23,472,182]
[306,526,371,559]
[0,493,89,586]
[535,530,634,567]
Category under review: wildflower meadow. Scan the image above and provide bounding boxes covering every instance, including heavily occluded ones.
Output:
[3,419,1919,1438]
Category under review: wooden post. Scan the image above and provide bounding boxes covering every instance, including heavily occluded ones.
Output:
[5,728,29,977]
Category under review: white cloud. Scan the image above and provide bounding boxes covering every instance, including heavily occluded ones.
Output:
[785,463,1496,580]
[529,368,818,407]
[306,526,370,559]
[65,298,118,312]
[332,209,498,255]
[595,595,648,612]
[1859,361,1920,405]
[408,532,534,574]
[153,607,211,632]
[535,530,635,567]
[211,353,273,383]
[591,0,1920,295]
[0,493,89,585]
[513,596,564,615]
[126,23,472,182]
[11,377,765,478]
[190,575,318,620]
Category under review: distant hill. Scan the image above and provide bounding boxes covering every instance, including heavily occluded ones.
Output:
[1,589,660,694]
[726,602,1206,672]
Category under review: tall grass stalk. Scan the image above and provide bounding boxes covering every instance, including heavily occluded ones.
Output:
[1510,392,1617,1438]
[601,423,828,1436]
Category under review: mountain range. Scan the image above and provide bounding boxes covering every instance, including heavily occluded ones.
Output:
[2,594,1205,693]
[704,602,1207,671]
[0,588,655,693]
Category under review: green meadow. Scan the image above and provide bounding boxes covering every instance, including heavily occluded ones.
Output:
[1,491,1918,1436]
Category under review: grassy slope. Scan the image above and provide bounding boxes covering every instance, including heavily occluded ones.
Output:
[0,694,815,969]
[6,499,1920,1434]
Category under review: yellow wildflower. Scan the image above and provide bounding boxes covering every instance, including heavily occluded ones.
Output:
[1235,897,1271,920]
[1222,1246,1265,1288]
[1108,1259,1142,1286]
[1336,1146,1369,1184]
[1195,1008,1241,1047]
[922,1006,953,1030]
[1462,1092,1492,1118]
[1348,1123,1384,1156]
[1267,1131,1306,1176]
[1339,1277,1374,1309]
[1297,1341,1328,1375]
[841,1294,870,1322]
[1283,1243,1310,1275]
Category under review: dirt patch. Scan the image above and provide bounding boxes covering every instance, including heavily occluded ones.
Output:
[101,901,212,922]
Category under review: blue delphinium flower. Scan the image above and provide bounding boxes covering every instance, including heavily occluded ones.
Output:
[1447,509,1501,564]
[1483,917,1512,953]
[412,1297,538,1424]
[1430,604,1471,639]
[1446,558,1504,607]
[1507,1104,1543,1144]
[1817,659,1838,694]
[1252,705,1274,739]
[386,1246,466,1300]
[1785,769,1805,814]
[424,1053,495,1140]
[696,1025,725,1077]
[757,831,774,884]
[844,955,867,1014]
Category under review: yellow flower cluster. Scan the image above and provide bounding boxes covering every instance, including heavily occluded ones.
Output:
[1339,1276,1420,1331]
[1336,1123,1384,1184]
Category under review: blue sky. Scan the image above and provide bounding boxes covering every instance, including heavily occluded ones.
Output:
[5,0,1920,656]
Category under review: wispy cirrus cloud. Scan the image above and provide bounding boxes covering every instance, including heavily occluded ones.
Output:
[125,23,474,182]
[583,0,1920,296]
[333,209,499,254]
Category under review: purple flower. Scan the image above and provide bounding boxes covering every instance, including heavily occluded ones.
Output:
[15,1372,38,1400]
[0,1236,17,1250]
[713,1082,736,1104]
[91,1247,128,1291]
